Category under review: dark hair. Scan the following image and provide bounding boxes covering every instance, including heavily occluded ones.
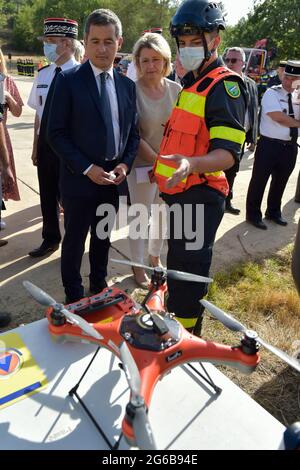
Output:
[84,9,122,38]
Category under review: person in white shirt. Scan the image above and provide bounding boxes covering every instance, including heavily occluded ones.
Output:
[127,32,181,287]
[27,17,79,257]
[246,60,300,229]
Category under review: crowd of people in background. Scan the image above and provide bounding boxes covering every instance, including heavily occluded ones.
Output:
[1,0,300,331]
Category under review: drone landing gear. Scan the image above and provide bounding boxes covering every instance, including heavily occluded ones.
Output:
[187,362,222,395]
[68,346,123,450]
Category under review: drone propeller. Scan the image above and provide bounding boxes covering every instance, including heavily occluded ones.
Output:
[201,300,300,373]
[23,281,102,341]
[110,258,213,284]
[23,280,57,307]
[119,340,141,399]
[119,341,157,450]
[201,300,247,332]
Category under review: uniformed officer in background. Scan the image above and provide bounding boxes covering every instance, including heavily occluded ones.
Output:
[154,0,246,335]
[246,60,300,230]
[267,60,287,88]
[27,18,79,257]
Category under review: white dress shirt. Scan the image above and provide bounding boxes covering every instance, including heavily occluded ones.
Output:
[27,57,78,134]
[89,61,120,158]
[260,85,300,141]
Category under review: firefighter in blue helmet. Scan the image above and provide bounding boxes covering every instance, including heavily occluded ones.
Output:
[153,0,247,334]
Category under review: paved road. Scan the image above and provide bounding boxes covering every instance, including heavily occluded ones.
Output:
[1,75,300,326]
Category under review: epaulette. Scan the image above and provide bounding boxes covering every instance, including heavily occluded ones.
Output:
[38,64,50,73]
[271,85,282,90]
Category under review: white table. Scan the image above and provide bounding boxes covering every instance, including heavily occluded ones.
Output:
[0,320,285,450]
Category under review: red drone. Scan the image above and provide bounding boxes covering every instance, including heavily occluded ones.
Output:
[23,258,300,450]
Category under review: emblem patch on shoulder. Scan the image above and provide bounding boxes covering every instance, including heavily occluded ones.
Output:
[224,81,241,98]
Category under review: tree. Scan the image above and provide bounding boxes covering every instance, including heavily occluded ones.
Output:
[223,0,300,61]
[11,0,180,53]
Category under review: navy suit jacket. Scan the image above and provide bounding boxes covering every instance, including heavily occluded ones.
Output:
[47,60,140,197]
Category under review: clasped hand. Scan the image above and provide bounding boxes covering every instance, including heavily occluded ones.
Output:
[86,163,128,185]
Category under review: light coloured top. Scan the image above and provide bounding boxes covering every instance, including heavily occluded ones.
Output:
[27,57,78,133]
[260,85,300,140]
[135,78,181,167]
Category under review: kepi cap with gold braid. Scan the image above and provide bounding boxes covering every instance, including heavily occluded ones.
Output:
[38,18,78,40]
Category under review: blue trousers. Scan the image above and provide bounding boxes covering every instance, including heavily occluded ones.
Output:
[61,184,119,301]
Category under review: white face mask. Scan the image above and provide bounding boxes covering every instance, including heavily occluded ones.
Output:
[179,39,215,72]
[43,43,60,63]
[179,46,205,72]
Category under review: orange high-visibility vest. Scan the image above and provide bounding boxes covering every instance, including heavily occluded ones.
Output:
[154,67,246,196]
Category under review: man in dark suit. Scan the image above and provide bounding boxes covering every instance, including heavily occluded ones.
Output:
[48,9,140,303]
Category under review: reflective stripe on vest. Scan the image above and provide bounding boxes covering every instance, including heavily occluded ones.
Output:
[155,66,245,196]
[155,161,187,184]
[210,126,246,145]
[174,316,198,329]
[176,90,206,117]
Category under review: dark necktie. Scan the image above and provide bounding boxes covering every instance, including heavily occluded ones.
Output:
[288,92,298,144]
[39,66,61,141]
[99,72,116,159]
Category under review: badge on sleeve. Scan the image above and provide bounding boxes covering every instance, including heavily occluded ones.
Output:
[224,81,241,98]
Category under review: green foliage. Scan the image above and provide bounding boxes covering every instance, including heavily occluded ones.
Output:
[5,0,300,59]
[223,0,300,61]
[9,0,180,54]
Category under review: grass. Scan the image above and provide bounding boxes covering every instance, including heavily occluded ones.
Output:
[134,245,300,426]
[203,245,300,426]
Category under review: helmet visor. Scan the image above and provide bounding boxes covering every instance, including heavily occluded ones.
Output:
[170,23,205,37]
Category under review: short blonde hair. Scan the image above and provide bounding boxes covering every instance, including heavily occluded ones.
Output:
[133,32,172,78]
[74,39,85,62]
[0,48,7,75]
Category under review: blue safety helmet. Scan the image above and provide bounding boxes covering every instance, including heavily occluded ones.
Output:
[170,0,226,37]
